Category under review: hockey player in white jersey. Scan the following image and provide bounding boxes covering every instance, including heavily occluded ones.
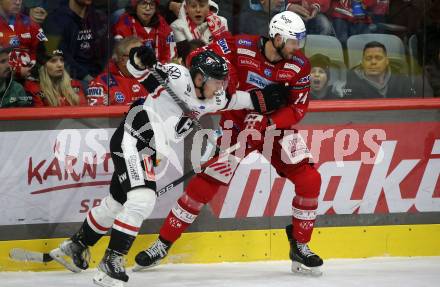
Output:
[48,45,290,287]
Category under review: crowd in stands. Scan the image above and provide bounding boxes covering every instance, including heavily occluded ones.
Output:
[0,0,439,108]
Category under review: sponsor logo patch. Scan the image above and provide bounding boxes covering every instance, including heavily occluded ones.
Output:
[284,63,301,73]
[276,71,294,80]
[246,71,274,89]
[115,91,125,103]
[238,56,260,69]
[132,84,141,93]
[216,38,230,54]
[237,48,256,57]
[87,87,104,96]
[237,39,252,46]
[264,68,272,77]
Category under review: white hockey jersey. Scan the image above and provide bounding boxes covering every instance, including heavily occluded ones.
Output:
[127,62,253,162]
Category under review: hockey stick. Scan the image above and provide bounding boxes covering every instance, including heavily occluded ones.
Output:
[9,248,53,263]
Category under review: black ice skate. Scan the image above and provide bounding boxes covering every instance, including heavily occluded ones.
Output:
[49,239,90,273]
[132,237,172,271]
[285,224,323,276]
[93,249,128,287]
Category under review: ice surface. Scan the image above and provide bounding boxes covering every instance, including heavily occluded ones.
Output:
[2,257,439,287]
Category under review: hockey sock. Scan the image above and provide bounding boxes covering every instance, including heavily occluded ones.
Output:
[72,220,103,247]
[159,194,203,242]
[108,229,136,255]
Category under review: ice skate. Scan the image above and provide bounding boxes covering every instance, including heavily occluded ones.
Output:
[132,237,172,271]
[93,249,128,287]
[49,239,90,273]
[285,224,323,276]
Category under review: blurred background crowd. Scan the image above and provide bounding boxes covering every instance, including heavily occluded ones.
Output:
[0,0,439,108]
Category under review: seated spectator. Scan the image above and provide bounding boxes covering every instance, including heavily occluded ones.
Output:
[43,0,108,83]
[87,36,149,106]
[310,53,344,99]
[113,0,177,64]
[0,0,48,80]
[0,44,32,108]
[343,41,415,98]
[237,0,285,35]
[23,0,48,24]
[170,0,229,60]
[24,47,87,106]
[329,0,376,47]
[286,1,334,36]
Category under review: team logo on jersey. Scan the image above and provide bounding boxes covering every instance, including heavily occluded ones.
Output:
[264,68,272,77]
[115,91,125,103]
[284,63,301,73]
[132,84,141,93]
[238,56,260,69]
[36,29,48,41]
[246,71,274,89]
[237,39,252,46]
[9,36,20,48]
[237,48,256,57]
[175,115,193,138]
[216,38,230,54]
[166,65,181,79]
[21,33,31,39]
[292,56,305,66]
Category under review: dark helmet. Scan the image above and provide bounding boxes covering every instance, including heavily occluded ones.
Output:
[189,50,229,81]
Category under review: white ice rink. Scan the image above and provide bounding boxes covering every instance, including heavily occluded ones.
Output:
[2,257,439,287]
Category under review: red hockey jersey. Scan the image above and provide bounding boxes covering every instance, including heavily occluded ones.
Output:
[113,13,176,64]
[209,35,311,129]
[87,61,148,106]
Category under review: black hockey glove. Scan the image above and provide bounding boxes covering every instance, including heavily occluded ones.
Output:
[250,83,290,114]
[129,46,157,70]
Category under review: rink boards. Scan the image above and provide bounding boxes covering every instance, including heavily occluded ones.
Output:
[0,104,440,271]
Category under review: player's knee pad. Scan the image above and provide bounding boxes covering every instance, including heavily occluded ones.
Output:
[186,174,223,204]
[124,187,157,220]
[87,195,123,234]
[284,163,322,199]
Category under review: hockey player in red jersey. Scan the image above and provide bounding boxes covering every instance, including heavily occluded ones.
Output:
[113,0,177,64]
[135,11,324,276]
[0,0,47,79]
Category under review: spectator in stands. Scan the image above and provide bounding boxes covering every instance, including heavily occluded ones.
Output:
[44,0,108,83]
[87,36,149,106]
[329,0,376,47]
[113,0,177,64]
[286,1,334,36]
[24,47,87,106]
[344,41,415,98]
[23,0,48,24]
[0,0,48,80]
[170,0,229,60]
[310,53,343,99]
[0,44,33,108]
[237,0,285,35]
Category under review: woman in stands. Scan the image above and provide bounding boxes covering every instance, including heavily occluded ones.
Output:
[25,48,87,107]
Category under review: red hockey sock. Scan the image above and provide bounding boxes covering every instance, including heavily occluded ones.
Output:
[291,196,318,243]
[159,194,204,243]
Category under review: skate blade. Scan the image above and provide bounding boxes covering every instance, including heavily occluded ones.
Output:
[291,261,322,277]
[93,270,125,287]
[49,248,83,273]
[132,261,161,272]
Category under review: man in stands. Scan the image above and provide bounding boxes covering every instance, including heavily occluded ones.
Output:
[87,36,149,106]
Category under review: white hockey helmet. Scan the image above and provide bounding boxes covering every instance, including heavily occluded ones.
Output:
[269,11,307,48]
